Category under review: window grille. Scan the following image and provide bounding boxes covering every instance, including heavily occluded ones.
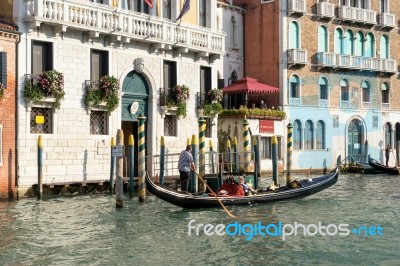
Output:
[90,111,108,135]
[164,115,177,136]
[30,107,52,134]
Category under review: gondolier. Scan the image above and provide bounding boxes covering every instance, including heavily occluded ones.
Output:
[385,144,391,166]
[178,145,195,192]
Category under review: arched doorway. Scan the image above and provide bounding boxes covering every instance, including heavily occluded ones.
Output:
[121,71,149,177]
[347,118,365,163]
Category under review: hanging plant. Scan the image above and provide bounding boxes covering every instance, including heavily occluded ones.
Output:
[167,84,190,118]
[85,75,120,112]
[24,70,65,109]
[208,88,223,103]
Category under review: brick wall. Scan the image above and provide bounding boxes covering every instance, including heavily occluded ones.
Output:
[0,26,18,199]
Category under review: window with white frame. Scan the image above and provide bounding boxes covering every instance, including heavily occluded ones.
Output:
[361,81,370,104]
[199,0,206,27]
[316,120,326,149]
[305,120,314,150]
[318,25,328,53]
[289,21,299,49]
[293,120,302,150]
[319,77,329,102]
[340,79,350,107]
[381,82,390,108]
[380,35,389,59]
[90,111,108,135]
[30,107,52,134]
[230,16,237,47]
[334,28,344,54]
[289,75,300,100]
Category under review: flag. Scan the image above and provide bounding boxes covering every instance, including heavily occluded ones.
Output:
[175,0,190,22]
[145,0,153,9]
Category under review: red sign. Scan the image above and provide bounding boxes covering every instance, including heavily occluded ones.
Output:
[259,120,274,133]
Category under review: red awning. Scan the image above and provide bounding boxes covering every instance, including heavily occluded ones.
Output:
[222,77,279,94]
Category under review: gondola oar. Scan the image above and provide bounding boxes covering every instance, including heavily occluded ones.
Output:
[193,171,237,219]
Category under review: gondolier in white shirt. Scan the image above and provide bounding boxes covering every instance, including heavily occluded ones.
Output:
[178,145,195,192]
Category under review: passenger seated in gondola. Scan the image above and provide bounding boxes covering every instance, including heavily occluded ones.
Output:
[239,176,257,196]
[216,175,245,196]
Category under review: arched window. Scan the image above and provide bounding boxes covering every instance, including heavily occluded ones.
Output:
[289,75,300,105]
[294,120,302,150]
[385,122,392,147]
[365,33,375,57]
[289,21,300,49]
[361,81,370,103]
[319,77,329,107]
[230,70,238,85]
[345,30,354,55]
[340,79,349,107]
[316,121,326,149]
[380,35,389,59]
[334,28,344,54]
[355,31,364,56]
[230,16,237,47]
[381,82,390,108]
[305,120,314,150]
[318,25,328,52]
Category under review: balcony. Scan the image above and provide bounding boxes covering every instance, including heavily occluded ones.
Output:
[316,52,397,74]
[287,49,307,66]
[24,0,224,56]
[379,13,396,28]
[338,6,376,25]
[288,0,306,16]
[316,2,335,19]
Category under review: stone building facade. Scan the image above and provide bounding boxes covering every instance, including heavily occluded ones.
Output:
[235,0,400,170]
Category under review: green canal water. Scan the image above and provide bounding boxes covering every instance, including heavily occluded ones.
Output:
[0,173,399,266]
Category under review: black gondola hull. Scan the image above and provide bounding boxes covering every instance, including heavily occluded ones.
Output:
[368,156,399,175]
[145,168,339,209]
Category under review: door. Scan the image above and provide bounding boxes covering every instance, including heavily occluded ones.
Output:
[347,119,364,163]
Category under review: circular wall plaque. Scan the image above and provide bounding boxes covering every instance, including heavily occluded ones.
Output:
[130,102,139,114]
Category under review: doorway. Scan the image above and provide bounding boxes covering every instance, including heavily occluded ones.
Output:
[122,121,138,177]
[347,118,364,163]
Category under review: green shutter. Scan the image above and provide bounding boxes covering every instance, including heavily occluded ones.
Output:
[0,52,6,87]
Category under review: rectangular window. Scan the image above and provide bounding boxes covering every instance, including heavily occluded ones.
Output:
[91,49,109,83]
[260,137,282,159]
[200,66,212,101]
[164,115,177,136]
[382,90,389,103]
[90,111,108,135]
[32,41,53,76]
[0,52,7,88]
[199,0,206,27]
[362,87,370,102]
[163,0,171,19]
[30,107,52,134]
[163,61,177,91]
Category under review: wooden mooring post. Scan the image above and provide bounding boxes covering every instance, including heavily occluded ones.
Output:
[110,137,116,195]
[116,129,124,208]
[129,134,135,198]
[37,135,43,200]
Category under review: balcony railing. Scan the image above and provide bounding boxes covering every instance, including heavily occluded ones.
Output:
[287,49,307,65]
[379,13,396,28]
[316,2,335,18]
[338,6,376,25]
[288,0,306,15]
[289,97,301,106]
[319,99,329,108]
[382,103,390,110]
[25,0,224,55]
[340,100,350,108]
[316,52,397,73]
[196,92,211,109]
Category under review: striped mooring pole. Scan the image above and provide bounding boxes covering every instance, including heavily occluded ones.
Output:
[233,137,239,175]
[129,134,135,198]
[191,134,198,193]
[272,135,278,186]
[252,136,259,189]
[226,139,232,173]
[37,135,43,200]
[109,137,116,194]
[286,123,293,185]
[243,116,251,173]
[159,136,165,186]
[198,117,206,186]
[138,114,146,202]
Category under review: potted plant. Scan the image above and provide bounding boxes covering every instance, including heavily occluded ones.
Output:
[24,70,65,109]
[208,88,223,103]
[85,75,119,112]
[201,88,223,117]
[167,84,190,118]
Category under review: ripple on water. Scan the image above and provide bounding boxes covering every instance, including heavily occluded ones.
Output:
[0,173,399,265]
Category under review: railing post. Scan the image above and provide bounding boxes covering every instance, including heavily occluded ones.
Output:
[35,0,44,17]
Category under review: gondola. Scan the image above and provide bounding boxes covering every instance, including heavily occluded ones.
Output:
[368,156,399,175]
[145,167,339,209]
